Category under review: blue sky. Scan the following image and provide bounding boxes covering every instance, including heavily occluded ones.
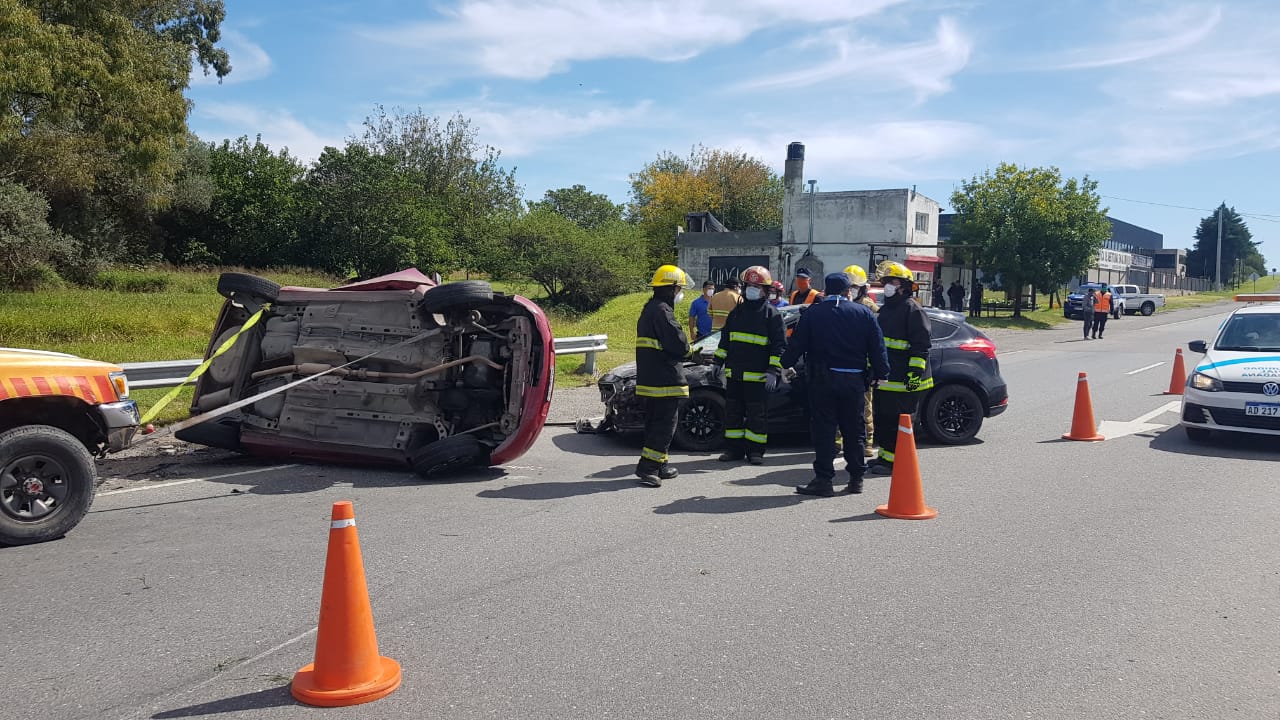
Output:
[187,0,1280,271]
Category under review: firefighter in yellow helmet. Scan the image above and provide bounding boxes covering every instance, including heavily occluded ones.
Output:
[713,265,786,465]
[635,264,692,487]
[844,264,880,460]
[867,260,932,476]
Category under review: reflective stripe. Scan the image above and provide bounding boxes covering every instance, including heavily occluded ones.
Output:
[331,519,355,529]
[714,347,728,359]
[878,381,908,392]
[769,355,782,368]
[636,337,662,351]
[908,356,927,369]
[724,429,745,439]
[898,424,913,435]
[740,371,768,383]
[878,448,895,462]
[710,309,731,316]
[641,447,668,463]
[724,367,733,378]
[830,368,863,373]
[744,429,768,444]
[729,332,768,346]
[636,385,690,398]
[884,337,909,350]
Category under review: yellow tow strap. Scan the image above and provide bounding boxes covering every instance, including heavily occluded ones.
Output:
[139,309,265,425]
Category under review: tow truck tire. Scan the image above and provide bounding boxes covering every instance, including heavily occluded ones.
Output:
[419,281,494,314]
[217,272,281,304]
[411,435,485,479]
[0,425,96,546]
[1140,301,1156,316]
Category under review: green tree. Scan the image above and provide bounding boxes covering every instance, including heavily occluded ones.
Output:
[1186,205,1266,285]
[529,184,622,230]
[949,163,1111,317]
[301,145,453,278]
[0,0,231,262]
[508,207,647,311]
[0,180,73,289]
[354,107,523,275]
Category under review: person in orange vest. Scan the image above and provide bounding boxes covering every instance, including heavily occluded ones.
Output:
[790,268,822,305]
[709,277,742,332]
[1092,284,1112,339]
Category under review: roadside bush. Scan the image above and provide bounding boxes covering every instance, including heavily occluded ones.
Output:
[92,268,172,293]
[0,180,76,290]
[508,209,648,312]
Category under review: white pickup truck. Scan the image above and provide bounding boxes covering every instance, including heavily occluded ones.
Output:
[1110,283,1166,317]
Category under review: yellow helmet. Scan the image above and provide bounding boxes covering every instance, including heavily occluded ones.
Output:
[876,260,913,281]
[649,264,691,288]
[843,264,869,287]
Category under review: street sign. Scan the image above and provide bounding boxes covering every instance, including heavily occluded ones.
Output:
[1250,271,1260,282]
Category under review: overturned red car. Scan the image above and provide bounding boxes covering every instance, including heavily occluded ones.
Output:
[176,270,554,477]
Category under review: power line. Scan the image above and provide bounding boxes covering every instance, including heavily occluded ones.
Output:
[1100,194,1280,224]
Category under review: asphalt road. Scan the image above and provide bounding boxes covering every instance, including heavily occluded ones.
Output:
[4,302,1277,720]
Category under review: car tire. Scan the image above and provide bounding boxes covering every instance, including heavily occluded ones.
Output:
[0,425,96,546]
[1184,426,1211,443]
[217,272,281,304]
[411,435,485,479]
[672,390,726,452]
[919,384,984,445]
[419,281,494,314]
[1141,301,1156,316]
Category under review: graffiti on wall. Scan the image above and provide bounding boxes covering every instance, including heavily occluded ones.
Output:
[707,255,770,288]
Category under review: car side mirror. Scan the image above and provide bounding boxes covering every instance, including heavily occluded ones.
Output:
[1188,340,1207,354]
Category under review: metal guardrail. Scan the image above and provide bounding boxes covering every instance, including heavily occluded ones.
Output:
[121,335,610,389]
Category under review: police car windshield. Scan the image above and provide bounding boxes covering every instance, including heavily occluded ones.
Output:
[1215,314,1280,351]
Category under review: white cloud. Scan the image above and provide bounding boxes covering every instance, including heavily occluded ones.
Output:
[361,0,905,79]
[193,103,342,161]
[430,101,655,156]
[733,17,971,101]
[190,30,273,86]
[1044,5,1222,70]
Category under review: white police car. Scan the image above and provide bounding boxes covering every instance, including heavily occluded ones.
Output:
[1181,295,1280,442]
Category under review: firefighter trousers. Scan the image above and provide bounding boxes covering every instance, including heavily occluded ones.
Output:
[638,396,681,472]
[724,379,769,456]
[873,389,922,465]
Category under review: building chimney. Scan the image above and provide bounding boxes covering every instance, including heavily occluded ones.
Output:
[784,142,805,197]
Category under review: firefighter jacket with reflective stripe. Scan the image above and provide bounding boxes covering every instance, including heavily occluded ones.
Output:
[714,299,785,382]
[709,289,741,331]
[636,296,690,398]
[875,295,932,393]
[780,295,890,381]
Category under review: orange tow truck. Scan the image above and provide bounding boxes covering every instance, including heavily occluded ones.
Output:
[0,348,139,545]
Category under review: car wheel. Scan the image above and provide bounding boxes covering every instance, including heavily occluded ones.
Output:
[0,426,96,546]
[217,272,281,304]
[920,384,983,445]
[672,390,726,452]
[1141,301,1155,316]
[411,435,485,479]
[419,281,494,314]
[1184,426,1211,443]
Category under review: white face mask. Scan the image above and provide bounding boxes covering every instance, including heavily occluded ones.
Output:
[674,291,685,304]
[744,287,764,301]
[768,293,778,301]
[705,288,715,298]
[883,283,898,298]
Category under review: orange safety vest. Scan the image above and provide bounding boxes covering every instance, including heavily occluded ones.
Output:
[1095,291,1111,313]
[790,287,821,306]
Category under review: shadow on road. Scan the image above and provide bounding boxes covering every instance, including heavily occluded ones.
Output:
[152,685,294,717]
[653,494,803,515]
[477,478,640,500]
[1147,427,1280,461]
[829,512,886,523]
[551,430,641,457]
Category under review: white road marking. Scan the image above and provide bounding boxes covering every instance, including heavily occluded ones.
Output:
[1096,401,1181,440]
[1126,362,1166,375]
[999,350,1031,356]
[97,465,298,496]
[1137,311,1232,331]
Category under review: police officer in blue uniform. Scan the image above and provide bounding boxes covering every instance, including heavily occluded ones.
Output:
[781,273,890,496]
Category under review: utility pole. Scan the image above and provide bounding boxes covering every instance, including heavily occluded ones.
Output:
[1215,203,1223,291]
[806,180,817,254]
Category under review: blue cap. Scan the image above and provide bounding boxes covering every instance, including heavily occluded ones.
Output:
[795,268,812,279]
[824,272,852,295]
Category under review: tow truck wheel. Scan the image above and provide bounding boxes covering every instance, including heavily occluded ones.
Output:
[0,426,96,546]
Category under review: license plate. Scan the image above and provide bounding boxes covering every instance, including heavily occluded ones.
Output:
[1245,403,1280,417]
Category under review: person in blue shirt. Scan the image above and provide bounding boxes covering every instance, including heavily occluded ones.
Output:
[768,280,789,308]
[687,280,716,340]
[781,272,890,497]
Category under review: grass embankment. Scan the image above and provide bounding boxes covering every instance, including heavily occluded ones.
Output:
[1162,276,1280,311]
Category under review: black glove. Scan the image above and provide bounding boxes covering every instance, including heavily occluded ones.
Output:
[765,369,782,392]
[905,371,922,392]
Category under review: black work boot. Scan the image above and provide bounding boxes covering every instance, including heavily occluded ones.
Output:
[845,477,864,494]
[795,479,835,497]
[636,465,662,488]
[746,453,764,466]
[659,465,679,480]
[866,461,894,477]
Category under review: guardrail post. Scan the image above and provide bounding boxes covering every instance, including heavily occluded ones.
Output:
[583,350,597,375]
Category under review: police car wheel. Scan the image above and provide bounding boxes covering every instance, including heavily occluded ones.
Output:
[0,426,96,546]
[1184,426,1211,444]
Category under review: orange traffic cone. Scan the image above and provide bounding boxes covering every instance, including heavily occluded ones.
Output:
[292,501,401,707]
[875,414,938,520]
[1061,372,1105,441]
[1163,348,1187,395]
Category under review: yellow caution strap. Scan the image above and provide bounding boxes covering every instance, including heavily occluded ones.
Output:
[139,310,264,425]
